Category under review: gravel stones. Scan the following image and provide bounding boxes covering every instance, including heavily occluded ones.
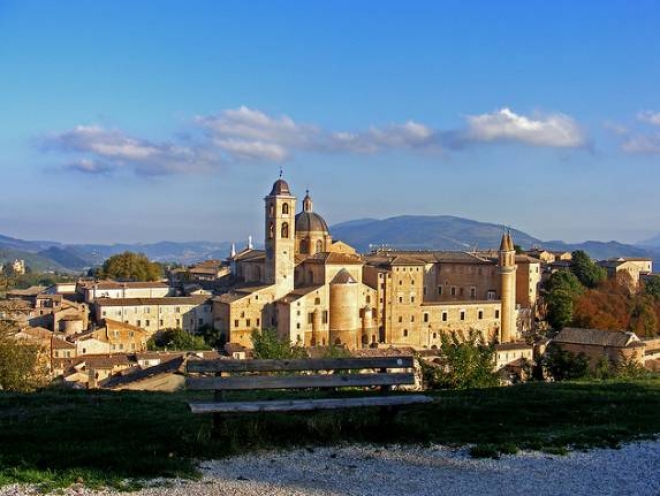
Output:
[2,440,659,496]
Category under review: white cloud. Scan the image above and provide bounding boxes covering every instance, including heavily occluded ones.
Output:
[622,134,660,154]
[466,108,586,148]
[637,110,660,126]
[41,125,217,175]
[41,106,587,176]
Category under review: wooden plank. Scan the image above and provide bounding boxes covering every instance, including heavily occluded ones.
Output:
[186,372,416,391]
[189,394,433,413]
[187,357,414,374]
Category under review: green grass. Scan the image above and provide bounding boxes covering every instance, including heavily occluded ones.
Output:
[1,377,660,488]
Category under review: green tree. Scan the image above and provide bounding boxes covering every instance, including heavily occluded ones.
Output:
[95,252,163,282]
[542,343,589,381]
[643,275,660,301]
[147,328,210,351]
[546,289,575,331]
[570,250,606,289]
[423,329,499,390]
[251,328,308,359]
[0,301,49,391]
[545,270,584,296]
[197,324,227,349]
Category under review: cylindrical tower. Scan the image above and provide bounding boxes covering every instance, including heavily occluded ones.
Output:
[329,269,359,349]
[498,232,517,343]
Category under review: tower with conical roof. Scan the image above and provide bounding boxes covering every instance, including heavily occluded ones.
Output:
[264,176,296,299]
[498,231,517,343]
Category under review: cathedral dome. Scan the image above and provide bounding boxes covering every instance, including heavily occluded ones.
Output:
[269,178,291,196]
[295,191,329,233]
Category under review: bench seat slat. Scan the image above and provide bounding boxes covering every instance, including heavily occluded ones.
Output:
[187,357,414,374]
[187,372,415,391]
[189,395,433,413]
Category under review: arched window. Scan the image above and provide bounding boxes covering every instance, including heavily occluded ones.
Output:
[268,222,274,239]
[282,203,289,215]
[316,240,323,253]
[281,222,289,238]
[269,202,274,216]
[300,239,308,254]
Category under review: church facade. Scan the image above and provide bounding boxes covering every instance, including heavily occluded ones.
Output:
[213,177,531,350]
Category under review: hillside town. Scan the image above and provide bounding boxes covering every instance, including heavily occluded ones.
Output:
[1,176,659,391]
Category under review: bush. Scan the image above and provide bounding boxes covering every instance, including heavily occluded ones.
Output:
[147,328,211,351]
[251,328,308,359]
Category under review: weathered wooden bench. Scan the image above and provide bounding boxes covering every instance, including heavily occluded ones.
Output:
[185,357,432,427]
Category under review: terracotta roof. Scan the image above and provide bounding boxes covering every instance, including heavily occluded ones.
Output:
[51,336,76,349]
[104,319,150,335]
[95,296,211,307]
[553,328,642,348]
[331,269,357,284]
[495,342,533,351]
[84,354,132,369]
[304,252,363,265]
[81,281,170,290]
[233,249,266,262]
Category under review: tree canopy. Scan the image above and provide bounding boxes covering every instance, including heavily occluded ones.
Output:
[570,250,606,289]
[147,328,210,351]
[95,252,163,282]
[250,328,308,359]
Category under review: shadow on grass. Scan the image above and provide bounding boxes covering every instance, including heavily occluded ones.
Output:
[1,377,659,488]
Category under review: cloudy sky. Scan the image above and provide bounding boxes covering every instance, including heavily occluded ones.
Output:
[1,1,659,245]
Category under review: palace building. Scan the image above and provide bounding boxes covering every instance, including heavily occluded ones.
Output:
[213,176,533,350]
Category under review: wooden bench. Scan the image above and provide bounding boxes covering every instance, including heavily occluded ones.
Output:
[185,357,432,425]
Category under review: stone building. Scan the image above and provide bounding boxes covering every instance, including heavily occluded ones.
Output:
[213,176,528,350]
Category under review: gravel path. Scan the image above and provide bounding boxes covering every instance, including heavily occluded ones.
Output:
[2,440,659,496]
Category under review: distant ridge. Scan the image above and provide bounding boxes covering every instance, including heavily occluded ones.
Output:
[2,215,660,271]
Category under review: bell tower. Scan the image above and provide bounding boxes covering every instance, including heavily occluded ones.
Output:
[264,176,296,299]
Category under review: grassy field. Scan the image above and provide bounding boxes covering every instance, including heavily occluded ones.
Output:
[1,377,660,489]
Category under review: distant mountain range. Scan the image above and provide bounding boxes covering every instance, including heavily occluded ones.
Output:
[1,215,659,272]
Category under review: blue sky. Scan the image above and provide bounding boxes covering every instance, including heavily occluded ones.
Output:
[1,1,659,245]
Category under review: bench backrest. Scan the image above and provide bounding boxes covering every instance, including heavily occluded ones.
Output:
[186,356,416,391]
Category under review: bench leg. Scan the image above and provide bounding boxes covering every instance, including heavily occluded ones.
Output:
[212,413,230,440]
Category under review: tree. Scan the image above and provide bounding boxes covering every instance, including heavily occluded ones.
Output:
[545,270,584,296]
[542,343,588,381]
[570,250,606,289]
[95,252,163,282]
[642,275,660,301]
[250,328,308,359]
[147,328,210,351]
[423,329,499,390]
[197,324,227,349]
[0,301,49,391]
[546,289,574,330]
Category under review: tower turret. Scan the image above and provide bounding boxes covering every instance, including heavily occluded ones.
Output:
[498,231,517,343]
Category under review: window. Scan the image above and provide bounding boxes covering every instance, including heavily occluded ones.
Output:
[145,320,150,327]
[398,316,403,323]
[296,323,301,329]
[410,316,415,322]
[398,296,403,303]
[256,318,260,326]
[198,318,204,326]
[316,240,323,252]
[432,332,437,339]
[234,320,239,328]
[423,313,429,323]
[308,313,314,324]
[442,312,448,322]
[460,311,465,321]
[495,310,500,319]
[478,310,483,320]
[459,288,464,297]
[322,311,328,324]
[451,287,456,296]
[281,222,289,238]
[176,318,181,326]
[175,307,181,313]
[269,202,274,216]
[403,329,408,337]
[438,286,442,295]
[487,290,496,300]
[268,222,274,239]
[315,297,321,305]
[470,288,476,299]
[410,296,415,303]
[246,318,251,327]
[159,319,164,326]
[282,203,289,215]
[137,320,141,327]
[300,239,309,253]
[366,295,371,304]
